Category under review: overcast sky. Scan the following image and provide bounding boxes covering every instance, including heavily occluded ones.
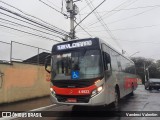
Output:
[0,0,160,61]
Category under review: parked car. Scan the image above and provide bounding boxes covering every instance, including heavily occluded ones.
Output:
[145,78,160,90]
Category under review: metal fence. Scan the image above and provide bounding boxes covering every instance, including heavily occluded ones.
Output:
[0,41,11,62]
[0,41,50,65]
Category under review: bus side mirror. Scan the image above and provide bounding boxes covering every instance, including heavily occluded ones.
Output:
[45,55,51,73]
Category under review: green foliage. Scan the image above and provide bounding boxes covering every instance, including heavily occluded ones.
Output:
[131,57,160,84]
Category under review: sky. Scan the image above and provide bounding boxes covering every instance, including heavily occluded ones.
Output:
[0,0,160,61]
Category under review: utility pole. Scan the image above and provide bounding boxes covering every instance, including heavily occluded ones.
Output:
[144,62,147,82]
[65,0,106,40]
[146,68,149,80]
[66,0,79,40]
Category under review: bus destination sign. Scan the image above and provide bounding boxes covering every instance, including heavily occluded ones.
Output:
[57,40,92,50]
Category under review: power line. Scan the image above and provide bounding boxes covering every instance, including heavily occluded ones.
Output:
[75,20,92,37]
[0,0,68,34]
[86,0,138,28]
[75,0,107,29]
[80,4,160,15]
[39,0,68,17]
[79,0,96,12]
[0,11,66,37]
[106,38,160,45]
[0,24,61,42]
[0,6,68,36]
[46,0,62,9]
[85,0,123,50]
[0,17,63,39]
[77,24,160,32]
[107,7,159,25]
[86,7,159,29]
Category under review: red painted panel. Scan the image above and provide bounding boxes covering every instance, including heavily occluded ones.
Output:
[52,84,97,95]
[125,77,138,89]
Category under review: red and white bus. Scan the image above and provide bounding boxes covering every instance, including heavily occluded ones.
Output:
[45,37,138,107]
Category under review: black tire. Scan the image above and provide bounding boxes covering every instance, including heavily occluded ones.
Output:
[145,86,147,90]
[114,88,120,108]
[130,84,134,96]
[149,86,152,90]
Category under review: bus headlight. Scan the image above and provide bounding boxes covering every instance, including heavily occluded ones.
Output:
[50,88,56,95]
[91,90,97,97]
[50,88,53,92]
[97,86,103,92]
[91,85,103,97]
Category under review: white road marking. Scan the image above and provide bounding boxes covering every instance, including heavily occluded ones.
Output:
[30,104,56,111]
[0,104,56,120]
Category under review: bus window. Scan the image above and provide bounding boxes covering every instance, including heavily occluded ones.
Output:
[103,52,111,71]
[111,51,119,71]
[52,49,103,80]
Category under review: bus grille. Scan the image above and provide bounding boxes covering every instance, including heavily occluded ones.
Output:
[52,80,94,88]
[56,95,90,103]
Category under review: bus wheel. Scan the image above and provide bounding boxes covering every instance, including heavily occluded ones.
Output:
[149,86,152,90]
[145,86,147,90]
[114,88,119,108]
[130,84,134,96]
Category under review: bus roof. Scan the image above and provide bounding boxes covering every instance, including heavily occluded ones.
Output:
[98,38,134,64]
[52,37,134,64]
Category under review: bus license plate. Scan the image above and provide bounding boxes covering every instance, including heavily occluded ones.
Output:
[67,98,77,103]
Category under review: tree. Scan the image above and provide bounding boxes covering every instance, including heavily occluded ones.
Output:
[131,57,160,84]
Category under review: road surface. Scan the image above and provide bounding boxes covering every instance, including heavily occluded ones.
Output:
[1,85,160,120]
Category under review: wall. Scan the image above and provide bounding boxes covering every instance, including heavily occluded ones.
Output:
[0,62,50,104]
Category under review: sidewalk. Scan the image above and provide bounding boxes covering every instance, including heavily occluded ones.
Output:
[0,96,52,111]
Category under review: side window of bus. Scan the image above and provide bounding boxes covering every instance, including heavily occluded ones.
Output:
[121,56,127,72]
[111,51,119,71]
[103,52,111,71]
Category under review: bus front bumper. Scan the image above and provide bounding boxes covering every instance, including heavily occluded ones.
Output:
[50,89,106,106]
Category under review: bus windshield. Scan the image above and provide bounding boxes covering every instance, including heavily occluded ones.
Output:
[52,49,102,80]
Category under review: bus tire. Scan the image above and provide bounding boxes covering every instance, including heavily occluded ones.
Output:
[114,87,120,108]
[130,83,134,96]
[145,86,147,90]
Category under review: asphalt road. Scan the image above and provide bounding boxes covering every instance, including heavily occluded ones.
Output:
[2,85,160,120]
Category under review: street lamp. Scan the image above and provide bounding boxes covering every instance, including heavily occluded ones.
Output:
[130,51,140,57]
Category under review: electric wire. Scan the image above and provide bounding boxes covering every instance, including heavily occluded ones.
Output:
[75,0,106,29]
[85,0,123,50]
[0,0,68,34]
[85,7,159,29]
[115,39,160,45]
[79,0,96,12]
[0,6,68,36]
[80,5,160,15]
[107,7,159,25]
[0,24,61,42]
[39,0,68,17]
[75,20,92,37]
[77,24,160,32]
[0,11,66,37]
[85,0,138,28]
[0,17,64,39]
